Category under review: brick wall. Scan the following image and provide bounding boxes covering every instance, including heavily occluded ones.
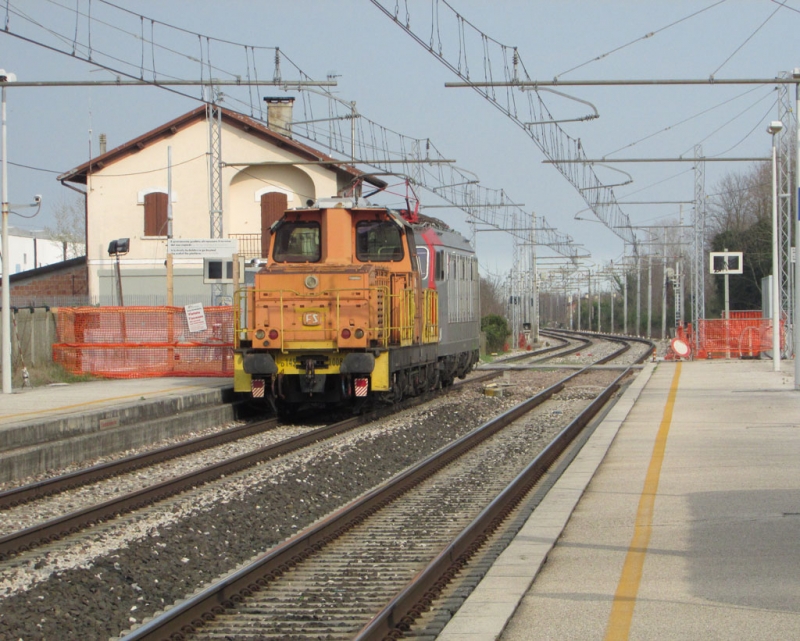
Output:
[1,257,89,308]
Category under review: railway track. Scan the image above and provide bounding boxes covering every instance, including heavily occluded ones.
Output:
[0,335,652,639]
[2,333,578,515]
[0,370,510,561]
[117,337,652,640]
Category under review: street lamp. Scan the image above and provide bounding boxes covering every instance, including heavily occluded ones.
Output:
[108,238,130,306]
[794,68,800,390]
[1,68,16,394]
[768,120,783,372]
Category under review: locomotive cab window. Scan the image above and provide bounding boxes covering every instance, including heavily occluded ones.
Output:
[356,221,404,262]
[272,221,320,263]
[416,246,429,280]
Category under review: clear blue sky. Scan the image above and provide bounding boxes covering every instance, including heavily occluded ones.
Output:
[2,1,798,277]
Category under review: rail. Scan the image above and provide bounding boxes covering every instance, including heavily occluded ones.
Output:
[0,371,500,560]
[0,413,271,510]
[119,342,639,640]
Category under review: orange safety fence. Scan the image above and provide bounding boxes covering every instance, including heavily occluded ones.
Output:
[665,315,784,360]
[697,318,785,358]
[696,316,783,359]
[53,306,234,378]
[729,310,763,320]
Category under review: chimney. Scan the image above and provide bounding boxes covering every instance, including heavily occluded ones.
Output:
[99,133,107,155]
[263,97,294,138]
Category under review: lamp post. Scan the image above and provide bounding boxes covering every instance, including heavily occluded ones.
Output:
[1,69,15,394]
[768,120,783,372]
[108,238,130,306]
[794,68,800,389]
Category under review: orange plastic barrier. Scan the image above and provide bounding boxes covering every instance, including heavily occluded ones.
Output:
[53,306,233,378]
[696,317,783,359]
[665,316,783,360]
[729,310,762,320]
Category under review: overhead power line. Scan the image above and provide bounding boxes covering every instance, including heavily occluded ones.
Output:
[0,0,580,260]
[370,0,640,251]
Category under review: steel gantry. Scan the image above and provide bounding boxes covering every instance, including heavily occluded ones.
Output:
[692,145,706,350]
[777,76,797,357]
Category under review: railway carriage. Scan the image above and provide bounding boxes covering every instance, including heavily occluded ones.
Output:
[233,198,480,414]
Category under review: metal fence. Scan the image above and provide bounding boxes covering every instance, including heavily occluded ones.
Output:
[7,308,59,368]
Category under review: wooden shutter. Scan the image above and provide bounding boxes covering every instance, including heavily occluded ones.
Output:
[260,192,288,257]
[144,192,168,236]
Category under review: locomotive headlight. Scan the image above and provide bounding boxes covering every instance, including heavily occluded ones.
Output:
[255,329,266,340]
[341,328,351,339]
[354,329,365,339]
[305,275,319,289]
[268,329,279,340]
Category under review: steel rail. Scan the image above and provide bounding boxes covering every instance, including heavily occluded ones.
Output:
[551,329,656,361]
[0,414,277,509]
[355,335,653,639]
[0,372,500,560]
[355,366,633,640]
[119,352,627,640]
[481,332,589,368]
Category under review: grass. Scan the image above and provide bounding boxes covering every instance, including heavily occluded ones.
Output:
[10,362,100,388]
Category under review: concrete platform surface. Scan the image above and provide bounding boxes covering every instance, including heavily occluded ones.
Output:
[441,359,800,640]
[0,377,231,427]
[0,377,234,482]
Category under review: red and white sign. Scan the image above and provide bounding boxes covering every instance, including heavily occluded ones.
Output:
[671,338,691,358]
[184,303,207,333]
[251,379,265,398]
[354,378,369,397]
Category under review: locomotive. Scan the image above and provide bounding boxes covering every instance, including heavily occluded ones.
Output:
[233,197,480,414]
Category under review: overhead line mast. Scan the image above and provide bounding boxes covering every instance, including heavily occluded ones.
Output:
[370,0,639,252]
[1,1,580,260]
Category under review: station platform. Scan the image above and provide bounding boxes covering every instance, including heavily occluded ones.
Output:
[0,377,234,483]
[440,358,800,640]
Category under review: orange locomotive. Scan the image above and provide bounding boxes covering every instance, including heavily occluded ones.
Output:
[233,198,480,415]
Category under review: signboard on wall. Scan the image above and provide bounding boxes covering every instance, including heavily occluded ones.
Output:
[168,238,238,258]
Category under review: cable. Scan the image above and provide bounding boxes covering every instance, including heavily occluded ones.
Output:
[556,0,728,79]
[605,85,768,157]
[75,152,206,178]
[709,103,778,157]
[710,2,784,77]
[680,93,776,156]
[4,160,62,174]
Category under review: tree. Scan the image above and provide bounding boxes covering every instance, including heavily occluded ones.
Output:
[481,314,510,352]
[707,163,771,313]
[44,195,86,259]
[479,274,505,317]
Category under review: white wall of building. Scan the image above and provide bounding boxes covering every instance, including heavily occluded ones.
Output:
[0,228,67,276]
[83,116,341,303]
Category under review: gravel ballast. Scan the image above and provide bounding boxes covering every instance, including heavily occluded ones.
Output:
[0,372,570,639]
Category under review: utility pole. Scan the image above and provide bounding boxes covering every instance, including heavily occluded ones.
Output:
[207,94,224,306]
[636,256,641,336]
[1,69,12,394]
[647,255,653,339]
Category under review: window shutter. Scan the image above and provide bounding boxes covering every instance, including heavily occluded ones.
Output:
[144,192,169,236]
[260,192,288,257]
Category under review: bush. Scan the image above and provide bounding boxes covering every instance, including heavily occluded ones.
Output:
[481,314,510,352]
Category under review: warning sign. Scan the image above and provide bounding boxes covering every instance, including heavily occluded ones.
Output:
[185,302,208,333]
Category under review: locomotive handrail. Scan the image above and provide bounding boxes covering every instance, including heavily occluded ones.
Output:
[422,288,439,343]
[236,285,429,352]
[234,274,444,366]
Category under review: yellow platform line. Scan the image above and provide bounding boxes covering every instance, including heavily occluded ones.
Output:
[604,362,682,640]
[0,385,208,421]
